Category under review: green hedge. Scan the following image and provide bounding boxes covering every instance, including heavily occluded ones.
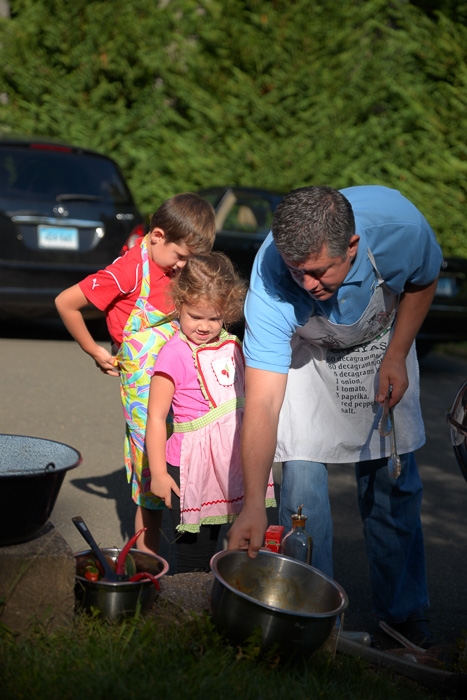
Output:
[1,0,466,254]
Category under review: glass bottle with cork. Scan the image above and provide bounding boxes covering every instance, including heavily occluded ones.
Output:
[281,504,312,564]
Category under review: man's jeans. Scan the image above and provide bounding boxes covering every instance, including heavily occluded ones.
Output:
[279,454,429,622]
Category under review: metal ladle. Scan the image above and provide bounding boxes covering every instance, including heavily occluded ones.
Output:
[72,515,128,582]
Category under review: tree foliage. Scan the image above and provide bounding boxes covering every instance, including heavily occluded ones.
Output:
[0,0,466,254]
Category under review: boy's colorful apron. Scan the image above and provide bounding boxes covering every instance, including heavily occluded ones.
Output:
[172,330,276,532]
[115,235,178,508]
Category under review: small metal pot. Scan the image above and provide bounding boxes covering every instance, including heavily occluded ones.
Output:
[74,547,169,620]
[0,434,82,546]
[210,549,348,657]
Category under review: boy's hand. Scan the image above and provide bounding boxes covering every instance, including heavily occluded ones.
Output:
[93,346,120,376]
[150,473,180,509]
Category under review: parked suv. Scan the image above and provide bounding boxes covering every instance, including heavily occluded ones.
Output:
[0,137,144,320]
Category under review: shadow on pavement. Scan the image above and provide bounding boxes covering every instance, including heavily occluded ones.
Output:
[69,468,136,545]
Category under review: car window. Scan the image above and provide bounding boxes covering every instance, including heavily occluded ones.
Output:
[216,193,274,235]
[0,147,134,205]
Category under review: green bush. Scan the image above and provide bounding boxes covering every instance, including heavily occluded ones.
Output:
[0,0,466,253]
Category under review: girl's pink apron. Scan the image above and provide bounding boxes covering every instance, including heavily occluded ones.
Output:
[115,235,178,507]
[173,332,276,532]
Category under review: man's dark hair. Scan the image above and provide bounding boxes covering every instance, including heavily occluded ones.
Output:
[272,186,355,263]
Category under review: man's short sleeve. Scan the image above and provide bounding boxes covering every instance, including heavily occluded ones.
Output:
[243,234,312,373]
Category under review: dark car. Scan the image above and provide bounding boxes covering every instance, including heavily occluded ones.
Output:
[196,186,467,355]
[416,257,467,356]
[0,137,144,321]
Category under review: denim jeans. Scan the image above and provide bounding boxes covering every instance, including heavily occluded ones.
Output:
[279,460,334,577]
[279,454,429,622]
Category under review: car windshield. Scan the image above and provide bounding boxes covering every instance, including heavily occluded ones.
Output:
[0,146,134,205]
[209,189,275,235]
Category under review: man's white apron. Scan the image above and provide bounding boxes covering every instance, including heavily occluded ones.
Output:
[275,251,425,464]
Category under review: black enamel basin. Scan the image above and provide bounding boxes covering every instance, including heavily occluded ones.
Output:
[0,434,82,546]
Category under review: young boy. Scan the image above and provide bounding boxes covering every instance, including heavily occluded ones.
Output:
[55,192,216,555]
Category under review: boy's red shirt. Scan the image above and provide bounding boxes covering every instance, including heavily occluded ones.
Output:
[79,241,175,346]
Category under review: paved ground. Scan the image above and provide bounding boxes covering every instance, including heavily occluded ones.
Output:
[1,320,467,651]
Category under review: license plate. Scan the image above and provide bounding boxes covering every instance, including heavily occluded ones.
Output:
[436,276,459,297]
[38,225,79,250]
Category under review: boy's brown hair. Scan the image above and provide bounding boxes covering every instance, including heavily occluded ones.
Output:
[171,252,248,328]
[149,193,216,254]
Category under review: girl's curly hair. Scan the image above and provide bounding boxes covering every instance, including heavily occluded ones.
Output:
[170,252,248,327]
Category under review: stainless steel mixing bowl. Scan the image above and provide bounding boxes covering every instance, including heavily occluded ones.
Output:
[74,547,169,620]
[210,549,348,656]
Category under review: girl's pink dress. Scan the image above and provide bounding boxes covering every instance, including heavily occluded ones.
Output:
[154,330,276,532]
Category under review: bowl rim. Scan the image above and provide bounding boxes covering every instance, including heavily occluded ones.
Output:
[210,549,349,618]
[0,433,82,477]
[74,546,169,588]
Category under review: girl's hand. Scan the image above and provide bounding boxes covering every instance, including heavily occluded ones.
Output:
[92,346,120,376]
[150,472,180,508]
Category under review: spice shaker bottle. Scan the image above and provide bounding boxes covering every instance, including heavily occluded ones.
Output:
[281,504,312,564]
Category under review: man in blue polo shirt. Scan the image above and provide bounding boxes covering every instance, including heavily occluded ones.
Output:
[227,185,442,652]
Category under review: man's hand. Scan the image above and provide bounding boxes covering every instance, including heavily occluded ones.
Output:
[227,505,268,558]
[376,352,408,407]
[376,278,438,408]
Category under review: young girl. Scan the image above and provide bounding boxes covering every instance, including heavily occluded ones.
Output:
[146,252,276,573]
[55,193,216,556]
